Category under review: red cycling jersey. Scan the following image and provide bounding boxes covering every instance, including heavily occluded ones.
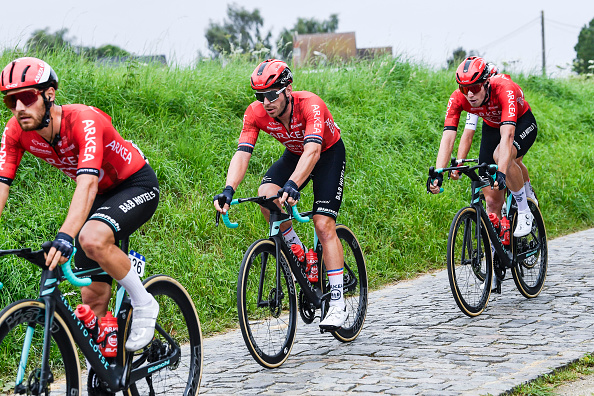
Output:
[0,104,147,193]
[444,74,531,130]
[238,91,341,155]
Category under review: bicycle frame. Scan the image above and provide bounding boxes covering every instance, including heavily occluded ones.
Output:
[432,160,515,269]
[220,196,332,311]
[2,243,179,394]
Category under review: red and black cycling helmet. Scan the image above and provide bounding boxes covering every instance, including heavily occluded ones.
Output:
[0,57,59,93]
[455,56,490,85]
[250,59,293,90]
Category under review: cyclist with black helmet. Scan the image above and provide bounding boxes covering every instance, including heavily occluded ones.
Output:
[214,59,348,330]
[0,57,160,351]
[428,56,538,237]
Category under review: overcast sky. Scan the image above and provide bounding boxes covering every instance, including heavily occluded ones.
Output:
[1,0,592,76]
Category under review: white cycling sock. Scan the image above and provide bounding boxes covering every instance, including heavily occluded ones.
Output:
[524,180,536,200]
[118,267,152,307]
[327,268,345,308]
[282,225,304,249]
[511,188,529,212]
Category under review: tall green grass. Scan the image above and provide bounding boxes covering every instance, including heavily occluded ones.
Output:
[0,51,592,335]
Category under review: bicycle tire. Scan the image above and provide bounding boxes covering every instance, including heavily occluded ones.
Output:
[237,239,297,369]
[447,207,493,317]
[511,198,548,298]
[122,275,203,396]
[321,224,368,342]
[0,299,81,395]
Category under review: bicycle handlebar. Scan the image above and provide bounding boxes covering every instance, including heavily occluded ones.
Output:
[60,247,92,287]
[217,195,310,229]
[0,244,91,290]
[429,158,498,192]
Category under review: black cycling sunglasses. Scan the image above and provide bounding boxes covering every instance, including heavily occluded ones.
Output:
[254,86,286,103]
[3,89,42,110]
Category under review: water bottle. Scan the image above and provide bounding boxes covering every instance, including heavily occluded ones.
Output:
[305,249,319,283]
[97,311,118,358]
[500,216,510,246]
[75,304,98,341]
[290,244,305,265]
[488,213,500,232]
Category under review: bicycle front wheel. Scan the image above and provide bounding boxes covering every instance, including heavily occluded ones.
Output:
[322,224,368,342]
[447,207,493,317]
[0,299,81,395]
[511,198,548,298]
[123,275,203,396]
[237,239,297,369]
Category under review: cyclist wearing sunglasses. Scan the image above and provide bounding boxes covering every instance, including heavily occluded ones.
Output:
[213,58,348,330]
[0,57,160,351]
[428,56,538,237]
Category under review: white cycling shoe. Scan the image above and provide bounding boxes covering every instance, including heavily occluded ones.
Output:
[514,210,534,237]
[125,295,159,351]
[320,305,348,330]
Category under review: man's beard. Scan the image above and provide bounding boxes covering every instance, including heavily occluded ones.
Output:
[17,112,45,131]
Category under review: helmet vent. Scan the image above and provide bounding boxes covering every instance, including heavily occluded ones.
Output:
[265,76,276,86]
[8,61,16,84]
[21,66,30,83]
[257,61,269,76]
[463,59,472,73]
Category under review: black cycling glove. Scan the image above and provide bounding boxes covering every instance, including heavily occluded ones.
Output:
[278,180,300,201]
[494,171,506,190]
[51,232,74,259]
[214,185,235,207]
[426,173,443,194]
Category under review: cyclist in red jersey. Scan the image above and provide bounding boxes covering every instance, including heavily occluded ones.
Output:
[428,57,538,237]
[0,57,159,351]
[214,59,348,330]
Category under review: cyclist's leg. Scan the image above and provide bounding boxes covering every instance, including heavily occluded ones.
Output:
[505,112,538,235]
[310,139,348,328]
[514,111,539,203]
[78,164,160,350]
[478,127,505,216]
[258,149,309,244]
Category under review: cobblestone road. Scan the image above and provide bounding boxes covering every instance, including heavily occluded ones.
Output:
[199,228,594,395]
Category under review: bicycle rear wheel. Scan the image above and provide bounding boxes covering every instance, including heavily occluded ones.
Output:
[123,275,203,396]
[321,224,368,342]
[511,198,548,298]
[447,207,493,317]
[237,239,297,369]
[0,299,81,395]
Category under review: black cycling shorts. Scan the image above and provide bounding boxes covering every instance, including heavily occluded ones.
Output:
[261,138,345,220]
[74,163,160,284]
[479,110,538,166]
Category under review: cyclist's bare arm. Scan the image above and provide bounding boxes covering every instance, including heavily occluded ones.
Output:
[225,150,251,190]
[451,128,476,180]
[435,129,457,170]
[494,124,516,189]
[0,183,9,218]
[279,142,321,206]
[47,174,98,270]
[456,128,476,160]
[214,150,252,213]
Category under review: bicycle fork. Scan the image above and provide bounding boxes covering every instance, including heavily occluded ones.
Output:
[15,271,59,394]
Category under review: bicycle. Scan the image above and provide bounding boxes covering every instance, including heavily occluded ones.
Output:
[216,194,367,368]
[0,234,203,395]
[428,158,548,317]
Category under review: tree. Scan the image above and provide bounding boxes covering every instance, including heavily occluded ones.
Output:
[84,44,130,59]
[574,17,594,75]
[24,27,130,60]
[205,4,272,57]
[446,47,480,69]
[25,28,74,53]
[277,14,339,60]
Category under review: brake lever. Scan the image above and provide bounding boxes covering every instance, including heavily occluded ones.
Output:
[215,211,221,226]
